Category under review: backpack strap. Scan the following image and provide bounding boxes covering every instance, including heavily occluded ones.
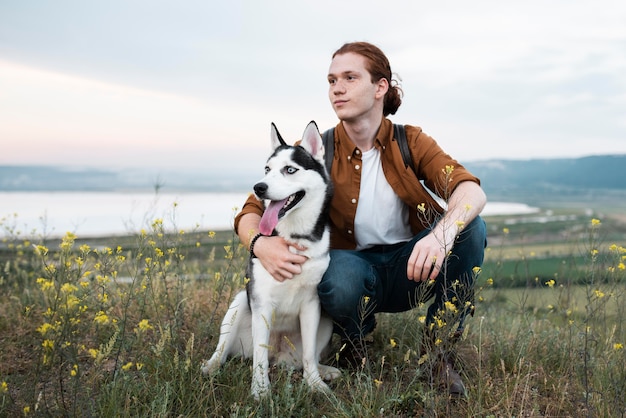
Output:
[322,128,335,173]
[394,124,415,172]
[321,124,414,173]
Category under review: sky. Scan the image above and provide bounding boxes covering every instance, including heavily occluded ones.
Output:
[1,0,625,177]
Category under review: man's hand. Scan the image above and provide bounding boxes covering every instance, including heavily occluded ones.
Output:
[252,235,308,282]
[406,232,447,282]
[407,181,487,282]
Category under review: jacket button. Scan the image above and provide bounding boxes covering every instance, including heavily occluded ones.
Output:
[351,198,357,204]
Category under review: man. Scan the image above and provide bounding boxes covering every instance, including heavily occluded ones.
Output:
[234,42,487,396]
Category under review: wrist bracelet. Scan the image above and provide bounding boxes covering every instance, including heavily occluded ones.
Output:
[249,233,264,258]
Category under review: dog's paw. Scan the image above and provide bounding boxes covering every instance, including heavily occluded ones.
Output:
[251,379,270,400]
[200,357,220,376]
[318,364,341,381]
[308,378,331,394]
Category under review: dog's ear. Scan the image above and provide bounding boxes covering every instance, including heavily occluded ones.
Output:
[270,122,287,150]
[300,121,324,161]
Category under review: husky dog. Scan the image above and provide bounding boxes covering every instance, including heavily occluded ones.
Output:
[202,121,339,399]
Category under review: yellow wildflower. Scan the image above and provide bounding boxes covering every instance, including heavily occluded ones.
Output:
[1,381,8,393]
[70,364,78,377]
[614,343,624,351]
[137,319,153,332]
[37,323,54,335]
[88,348,99,358]
[122,362,134,371]
[60,232,77,250]
[37,278,55,292]
[363,296,371,304]
[208,231,216,238]
[374,379,383,388]
[389,338,397,348]
[34,244,49,256]
[93,311,110,325]
[591,218,601,226]
[60,283,78,294]
[444,301,457,313]
[545,279,556,288]
[486,278,493,286]
[443,165,455,175]
[417,203,426,214]
[42,339,54,350]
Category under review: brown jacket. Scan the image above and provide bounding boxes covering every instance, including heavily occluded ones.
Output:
[234,118,481,249]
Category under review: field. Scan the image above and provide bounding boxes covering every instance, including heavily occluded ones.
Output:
[0,205,625,417]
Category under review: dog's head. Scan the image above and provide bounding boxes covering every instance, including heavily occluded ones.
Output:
[255,121,330,236]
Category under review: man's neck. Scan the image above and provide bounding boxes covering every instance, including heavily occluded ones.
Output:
[342,116,383,152]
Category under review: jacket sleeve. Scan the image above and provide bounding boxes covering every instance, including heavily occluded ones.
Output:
[406,125,481,199]
[233,193,263,234]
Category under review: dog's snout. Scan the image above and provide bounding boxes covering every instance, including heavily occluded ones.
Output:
[254,182,268,197]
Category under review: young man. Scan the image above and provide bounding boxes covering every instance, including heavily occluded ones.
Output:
[234,42,487,396]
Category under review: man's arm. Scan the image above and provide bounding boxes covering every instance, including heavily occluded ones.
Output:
[407,181,486,281]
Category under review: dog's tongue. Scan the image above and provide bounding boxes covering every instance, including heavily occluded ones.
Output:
[259,198,288,235]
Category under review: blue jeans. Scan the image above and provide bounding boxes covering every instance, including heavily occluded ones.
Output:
[318,216,487,341]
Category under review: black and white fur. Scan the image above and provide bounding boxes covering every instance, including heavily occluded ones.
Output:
[202,121,339,399]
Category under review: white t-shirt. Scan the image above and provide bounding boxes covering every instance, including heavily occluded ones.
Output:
[354,147,413,250]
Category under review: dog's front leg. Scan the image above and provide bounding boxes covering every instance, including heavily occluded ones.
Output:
[250,306,272,399]
[300,299,330,393]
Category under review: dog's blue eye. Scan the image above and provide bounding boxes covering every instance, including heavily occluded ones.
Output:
[284,166,298,175]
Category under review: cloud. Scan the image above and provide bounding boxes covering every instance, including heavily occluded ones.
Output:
[0,0,625,171]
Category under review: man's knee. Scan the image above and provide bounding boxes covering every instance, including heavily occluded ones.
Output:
[455,216,487,266]
[318,250,373,315]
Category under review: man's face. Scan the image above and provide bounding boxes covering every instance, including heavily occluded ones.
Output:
[327,52,386,122]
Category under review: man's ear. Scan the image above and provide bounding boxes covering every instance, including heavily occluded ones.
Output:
[375,77,389,99]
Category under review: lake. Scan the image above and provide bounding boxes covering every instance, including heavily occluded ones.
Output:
[0,191,538,238]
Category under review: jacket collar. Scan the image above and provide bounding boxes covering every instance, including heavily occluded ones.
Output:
[335,118,393,156]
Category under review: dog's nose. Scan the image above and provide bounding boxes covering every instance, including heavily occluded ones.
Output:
[254,182,268,197]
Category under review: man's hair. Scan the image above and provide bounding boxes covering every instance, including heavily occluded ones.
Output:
[333,42,403,116]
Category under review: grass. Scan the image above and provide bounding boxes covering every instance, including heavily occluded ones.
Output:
[0,209,625,417]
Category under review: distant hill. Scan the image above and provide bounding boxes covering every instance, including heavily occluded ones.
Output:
[1,155,625,205]
[464,154,626,203]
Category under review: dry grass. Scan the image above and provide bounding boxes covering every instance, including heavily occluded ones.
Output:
[0,215,624,417]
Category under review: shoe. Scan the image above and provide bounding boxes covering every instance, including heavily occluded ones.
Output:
[435,356,466,397]
[334,338,369,369]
